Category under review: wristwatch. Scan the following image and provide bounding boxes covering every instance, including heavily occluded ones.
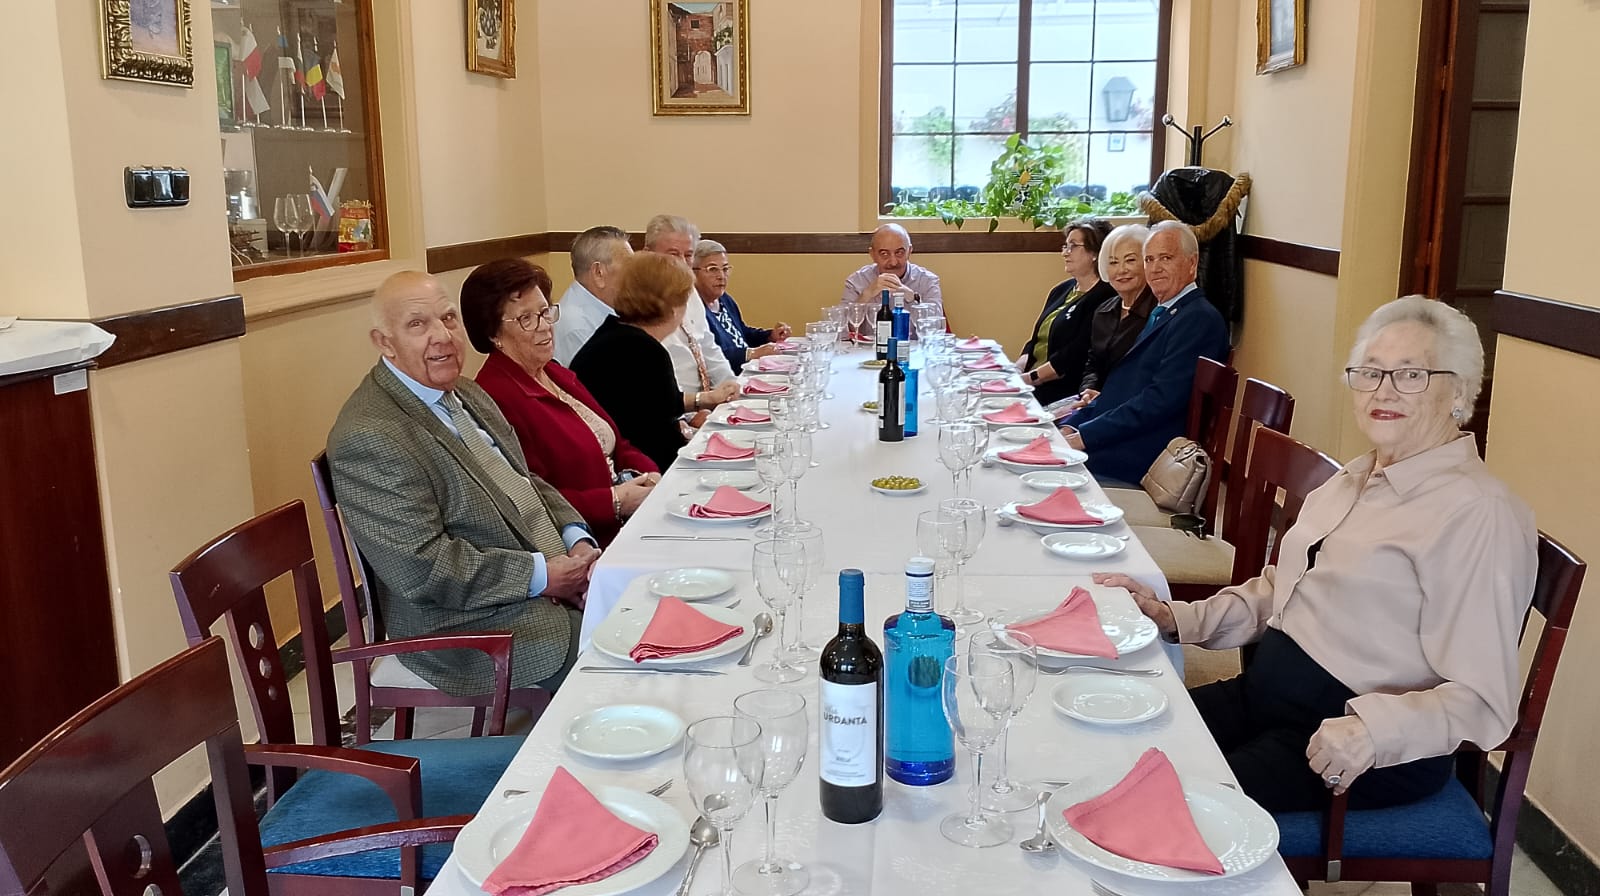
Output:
[1028,369,1040,384]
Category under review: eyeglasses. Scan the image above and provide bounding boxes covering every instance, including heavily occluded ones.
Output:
[693,264,734,275]
[504,305,561,331]
[1062,242,1087,253]
[1344,366,1455,394]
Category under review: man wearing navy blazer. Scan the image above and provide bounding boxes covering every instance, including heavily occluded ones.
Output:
[1062,221,1230,485]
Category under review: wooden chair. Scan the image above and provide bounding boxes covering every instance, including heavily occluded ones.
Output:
[0,637,465,896]
[169,501,523,892]
[311,452,551,741]
[1278,533,1587,896]
[1104,356,1238,533]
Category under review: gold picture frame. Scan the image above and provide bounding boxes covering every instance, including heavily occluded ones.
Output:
[100,0,194,86]
[467,0,516,79]
[1257,0,1306,75]
[650,0,750,116]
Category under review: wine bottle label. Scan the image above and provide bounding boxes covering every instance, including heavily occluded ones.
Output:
[819,680,878,787]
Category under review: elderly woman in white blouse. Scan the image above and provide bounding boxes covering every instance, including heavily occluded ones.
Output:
[1099,296,1537,812]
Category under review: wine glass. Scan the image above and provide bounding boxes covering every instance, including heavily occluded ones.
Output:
[768,395,798,433]
[779,430,812,519]
[754,432,789,523]
[940,653,1015,847]
[939,498,986,625]
[751,539,808,684]
[685,716,766,896]
[773,520,824,662]
[292,193,316,256]
[916,510,962,617]
[955,419,991,488]
[733,690,810,896]
[968,624,1040,813]
[938,421,982,497]
[272,196,300,257]
[844,301,869,348]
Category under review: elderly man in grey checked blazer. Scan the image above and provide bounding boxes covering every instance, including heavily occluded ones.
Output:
[328,271,600,696]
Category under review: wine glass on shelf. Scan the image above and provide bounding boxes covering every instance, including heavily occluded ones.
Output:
[272,196,299,258]
[684,716,767,896]
[292,193,316,256]
[916,510,963,619]
[733,690,810,896]
[967,624,1040,813]
[751,539,808,684]
[940,653,1015,847]
[773,520,824,663]
[939,498,987,626]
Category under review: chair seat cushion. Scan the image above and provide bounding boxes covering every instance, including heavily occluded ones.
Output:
[1131,526,1234,585]
[1102,487,1173,528]
[260,734,524,879]
[1275,778,1493,860]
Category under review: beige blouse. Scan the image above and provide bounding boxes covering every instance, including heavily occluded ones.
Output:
[1169,434,1537,768]
[543,374,617,474]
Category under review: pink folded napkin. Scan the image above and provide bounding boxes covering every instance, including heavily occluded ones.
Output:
[1006,587,1119,658]
[998,435,1065,466]
[958,337,986,349]
[697,433,756,461]
[726,406,772,425]
[964,354,1002,370]
[743,377,789,394]
[980,379,1022,394]
[1016,487,1104,525]
[629,597,746,661]
[775,340,803,353]
[755,356,796,372]
[1062,748,1225,875]
[688,486,772,518]
[982,401,1038,424]
[482,766,660,896]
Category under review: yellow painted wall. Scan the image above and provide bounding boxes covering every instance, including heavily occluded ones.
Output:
[1490,0,1600,862]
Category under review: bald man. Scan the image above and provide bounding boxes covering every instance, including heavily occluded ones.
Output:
[326,271,594,697]
[841,223,944,338]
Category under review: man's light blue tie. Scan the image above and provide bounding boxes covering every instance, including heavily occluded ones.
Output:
[1138,304,1169,341]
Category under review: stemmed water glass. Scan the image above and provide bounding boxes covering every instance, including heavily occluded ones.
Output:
[940,653,1015,847]
[916,313,947,343]
[685,716,766,896]
[844,301,869,348]
[779,430,812,518]
[751,539,808,684]
[938,421,986,497]
[733,690,810,896]
[968,624,1040,813]
[916,510,962,618]
[939,498,987,625]
[773,520,824,662]
[754,433,788,522]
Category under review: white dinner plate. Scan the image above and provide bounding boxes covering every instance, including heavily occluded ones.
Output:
[962,360,1007,373]
[981,411,1051,428]
[1041,532,1128,560]
[456,785,690,893]
[677,431,759,465]
[1045,773,1278,881]
[965,369,1015,383]
[953,339,999,353]
[1021,470,1092,491]
[707,401,774,428]
[591,603,754,666]
[565,705,687,761]
[1050,677,1169,726]
[665,495,772,525]
[1015,605,1157,659]
[646,568,737,601]
[999,501,1125,531]
[697,471,760,490]
[995,427,1045,444]
[988,447,1089,472]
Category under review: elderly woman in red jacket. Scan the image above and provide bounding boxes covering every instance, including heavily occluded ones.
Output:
[462,258,660,545]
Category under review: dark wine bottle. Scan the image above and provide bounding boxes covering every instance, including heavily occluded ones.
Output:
[877,338,905,442]
[874,290,893,361]
[819,568,884,824]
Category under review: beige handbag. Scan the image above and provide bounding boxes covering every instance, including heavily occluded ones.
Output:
[1140,437,1211,515]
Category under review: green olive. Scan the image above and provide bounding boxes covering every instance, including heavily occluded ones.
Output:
[871,475,923,490]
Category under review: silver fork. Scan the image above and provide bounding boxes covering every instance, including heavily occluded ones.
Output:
[1090,880,1133,896]
[504,778,673,800]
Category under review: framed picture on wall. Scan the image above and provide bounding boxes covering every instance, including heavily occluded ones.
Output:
[100,0,195,86]
[215,41,236,130]
[467,0,516,78]
[650,0,750,115]
[1257,0,1306,74]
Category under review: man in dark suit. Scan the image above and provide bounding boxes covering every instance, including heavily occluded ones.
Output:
[327,271,598,696]
[1063,221,1230,486]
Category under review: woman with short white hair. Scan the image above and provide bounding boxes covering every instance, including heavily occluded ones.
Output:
[1076,223,1156,405]
[1100,296,1537,812]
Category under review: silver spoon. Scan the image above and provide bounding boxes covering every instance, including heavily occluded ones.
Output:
[737,613,775,666]
[1036,665,1162,677]
[673,815,720,896]
[1019,791,1055,853]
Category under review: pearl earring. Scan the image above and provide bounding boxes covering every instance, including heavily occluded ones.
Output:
[1451,407,1464,420]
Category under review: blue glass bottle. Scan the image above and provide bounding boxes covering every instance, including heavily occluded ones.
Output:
[883,557,955,785]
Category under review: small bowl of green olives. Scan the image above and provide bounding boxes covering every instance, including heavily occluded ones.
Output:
[869,475,926,496]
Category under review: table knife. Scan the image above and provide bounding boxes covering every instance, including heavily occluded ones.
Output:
[637,535,751,542]
[578,665,725,676]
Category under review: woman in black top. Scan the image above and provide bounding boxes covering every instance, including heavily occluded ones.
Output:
[570,253,707,472]
[1078,223,1158,404]
[1016,218,1117,405]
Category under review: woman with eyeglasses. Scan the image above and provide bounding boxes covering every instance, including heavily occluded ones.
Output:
[693,239,791,374]
[1099,297,1537,813]
[463,258,660,546]
[1014,217,1116,405]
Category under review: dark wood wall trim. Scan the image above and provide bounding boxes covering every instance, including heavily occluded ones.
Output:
[91,294,246,368]
[426,233,553,273]
[1238,234,1341,277]
[1493,290,1600,361]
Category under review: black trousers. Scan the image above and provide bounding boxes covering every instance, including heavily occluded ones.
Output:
[1189,627,1455,812]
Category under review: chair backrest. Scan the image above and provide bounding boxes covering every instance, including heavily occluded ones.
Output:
[311,451,380,651]
[1186,357,1238,532]
[0,638,269,896]
[1218,378,1295,538]
[169,501,342,751]
[1229,426,1340,582]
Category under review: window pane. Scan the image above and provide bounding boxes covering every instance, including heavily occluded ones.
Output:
[956,0,1019,63]
[954,135,1007,188]
[954,63,1019,133]
[1028,62,1092,132]
[892,65,955,133]
[1089,61,1155,130]
[894,0,955,63]
[1095,2,1160,60]
[893,135,953,194]
[1031,0,1093,62]
[1033,133,1090,189]
[1087,131,1153,195]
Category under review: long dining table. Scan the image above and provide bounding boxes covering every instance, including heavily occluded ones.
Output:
[425,341,1301,896]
